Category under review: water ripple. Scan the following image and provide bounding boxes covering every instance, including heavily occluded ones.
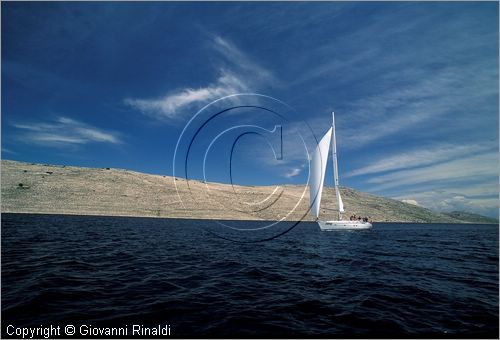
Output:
[2,214,498,337]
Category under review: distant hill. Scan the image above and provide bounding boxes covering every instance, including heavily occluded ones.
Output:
[0,160,494,224]
[442,211,498,224]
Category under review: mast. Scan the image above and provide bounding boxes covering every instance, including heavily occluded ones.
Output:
[331,111,342,220]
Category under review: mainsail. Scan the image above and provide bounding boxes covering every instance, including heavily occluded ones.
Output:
[309,127,332,218]
[331,112,345,216]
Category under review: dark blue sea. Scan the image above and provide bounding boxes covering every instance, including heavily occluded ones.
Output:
[1,213,498,338]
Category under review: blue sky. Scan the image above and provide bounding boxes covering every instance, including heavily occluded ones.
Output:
[2,2,498,218]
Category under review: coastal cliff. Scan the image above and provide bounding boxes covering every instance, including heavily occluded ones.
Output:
[1,160,495,223]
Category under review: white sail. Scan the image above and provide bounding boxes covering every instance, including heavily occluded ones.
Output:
[331,112,345,214]
[309,127,332,218]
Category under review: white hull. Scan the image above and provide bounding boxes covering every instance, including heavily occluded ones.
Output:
[318,220,372,230]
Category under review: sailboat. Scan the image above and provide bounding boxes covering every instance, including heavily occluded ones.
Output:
[309,112,372,230]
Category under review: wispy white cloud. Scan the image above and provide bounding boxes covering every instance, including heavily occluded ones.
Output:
[363,150,498,217]
[291,47,380,87]
[1,147,17,155]
[12,117,122,146]
[338,63,495,149]
[347,142,496,177]
[283,167,302,179]
[211,36,275,84]
[347,141,498,218]
[436,195,498,217]
[294,59,496,153]
[395,188,499,219]
[283,5,497,151]
[366,151,498,191]
[124,70,247,120]
[401,199,419,206]
[124,35,276,122]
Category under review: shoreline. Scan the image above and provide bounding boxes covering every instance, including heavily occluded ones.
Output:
[2,211,497,225]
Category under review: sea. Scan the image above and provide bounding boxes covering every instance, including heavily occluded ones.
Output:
[1,213,498,338]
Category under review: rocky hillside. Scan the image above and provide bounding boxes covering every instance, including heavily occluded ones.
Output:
[442,211,498,224]
[0,160,492,223]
